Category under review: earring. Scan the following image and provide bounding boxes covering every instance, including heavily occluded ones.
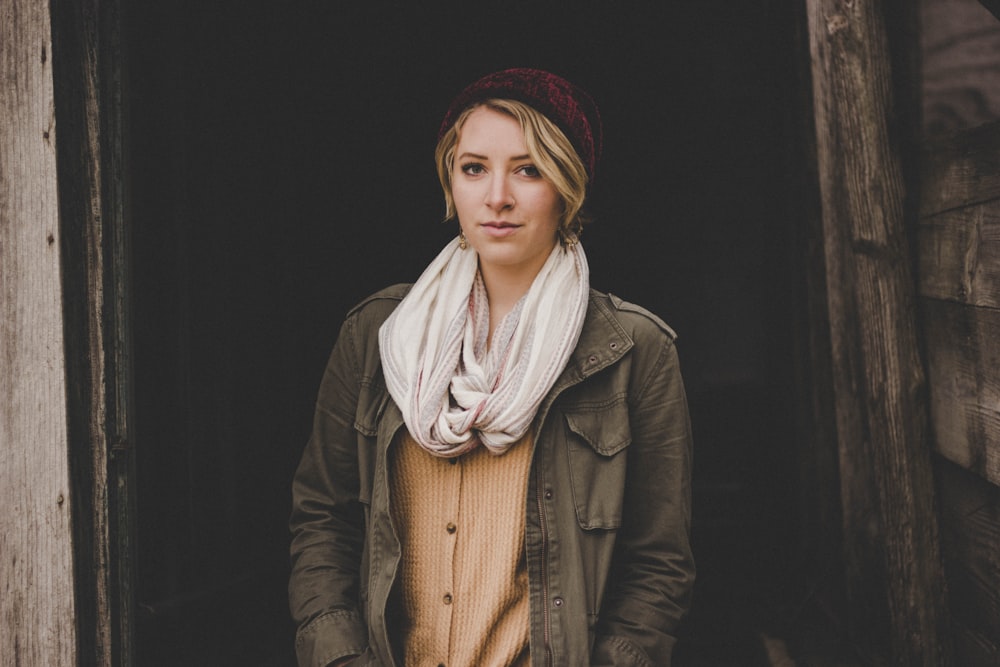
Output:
[559,225,580,247]
[458,231,468,250]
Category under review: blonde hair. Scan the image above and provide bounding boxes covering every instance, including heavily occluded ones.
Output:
[434,99,590,240]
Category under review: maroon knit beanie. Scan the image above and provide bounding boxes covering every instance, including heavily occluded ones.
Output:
[438,68,603,181]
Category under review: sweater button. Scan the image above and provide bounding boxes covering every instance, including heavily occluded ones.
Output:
[443,593,453,605]
[446,522,456,534]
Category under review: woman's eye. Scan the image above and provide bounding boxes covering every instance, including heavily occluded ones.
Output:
[461,163,485,176]
[517,165,541,178]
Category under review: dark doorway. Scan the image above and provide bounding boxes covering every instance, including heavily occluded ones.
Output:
[127,2,801,664]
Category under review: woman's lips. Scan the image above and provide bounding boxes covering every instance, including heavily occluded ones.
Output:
[481,222,520,238]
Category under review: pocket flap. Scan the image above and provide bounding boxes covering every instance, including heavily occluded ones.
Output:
[564,402,632,456]
[563,399,631,530]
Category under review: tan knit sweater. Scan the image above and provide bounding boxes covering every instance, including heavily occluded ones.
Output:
[389,431,534,667]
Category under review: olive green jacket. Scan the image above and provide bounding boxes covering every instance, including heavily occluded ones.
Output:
[289,285,694,667]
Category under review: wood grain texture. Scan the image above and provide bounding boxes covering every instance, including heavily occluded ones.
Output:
[0,1,78,665]
[789,0,845,596]
[918,198,1000,307]
[921,120,1000,216]
[806,0,952,663]
[921,0,1000,138]
[48,0,134,663]
[936,458,1000,665]
[922,298,1000,484]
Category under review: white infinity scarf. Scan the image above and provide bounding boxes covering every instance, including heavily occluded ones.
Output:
[379,237,589,457]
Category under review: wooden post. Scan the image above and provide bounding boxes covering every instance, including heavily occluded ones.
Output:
[48,0,135,664]
[2,0,133,664]
[805,0,952,664]
[1,1,79,663]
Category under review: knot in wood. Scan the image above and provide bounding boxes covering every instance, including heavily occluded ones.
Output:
[827,13,849,36]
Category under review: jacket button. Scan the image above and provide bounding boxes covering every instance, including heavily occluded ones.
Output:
[544,489,553,500]
[443,593,453,605]
[446,522,456,534]
[553,597,564,607]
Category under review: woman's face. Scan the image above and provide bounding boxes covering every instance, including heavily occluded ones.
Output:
[452,106,562,283]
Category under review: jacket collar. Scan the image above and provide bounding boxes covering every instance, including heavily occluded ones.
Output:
[555,289,633,388]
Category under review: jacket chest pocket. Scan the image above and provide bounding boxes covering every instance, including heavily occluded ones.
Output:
[563,397,631,530]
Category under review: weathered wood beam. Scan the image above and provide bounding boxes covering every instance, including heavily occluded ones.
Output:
[936,458,1000,664]
[921,120,1000,217]
[918,198,1000,309]
[922,299,1000,484]
[1,0,132,664]
[49,0,135,664]
[806,0,952,663]
[788,0,846,611]
[918,119,1000,488]
[1,0,78,664]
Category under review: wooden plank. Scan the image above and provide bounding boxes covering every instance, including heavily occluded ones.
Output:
[921,120,1000,216]
[788,0,845,606]
[921,0,1000,138]
[922,298,1000,484]
[936,458,1000,664]
[0,1,79,665]
[48,0,134,664]
[806,0,952,663]
[918,199,1000,308]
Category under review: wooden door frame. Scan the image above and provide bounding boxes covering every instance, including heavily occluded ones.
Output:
[802,0,952,663]
[2,0,134,664]
[5,0,973,664]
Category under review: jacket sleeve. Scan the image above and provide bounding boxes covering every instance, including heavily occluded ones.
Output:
[289,314,369,667]
[592,336,695,667]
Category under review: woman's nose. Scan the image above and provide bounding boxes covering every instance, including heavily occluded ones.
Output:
[484,176,515,210]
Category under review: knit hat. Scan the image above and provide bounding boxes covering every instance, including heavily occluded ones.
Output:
[438,68,603,180]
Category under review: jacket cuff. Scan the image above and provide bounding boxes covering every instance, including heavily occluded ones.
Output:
[591,634,662,667]
[295,609,367,667]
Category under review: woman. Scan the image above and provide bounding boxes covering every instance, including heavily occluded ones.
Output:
[289,68,694,667]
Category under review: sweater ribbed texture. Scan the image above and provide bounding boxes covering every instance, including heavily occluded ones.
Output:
[390,431,534,667]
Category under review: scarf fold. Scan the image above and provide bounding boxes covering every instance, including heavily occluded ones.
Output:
[379,237,589,457]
